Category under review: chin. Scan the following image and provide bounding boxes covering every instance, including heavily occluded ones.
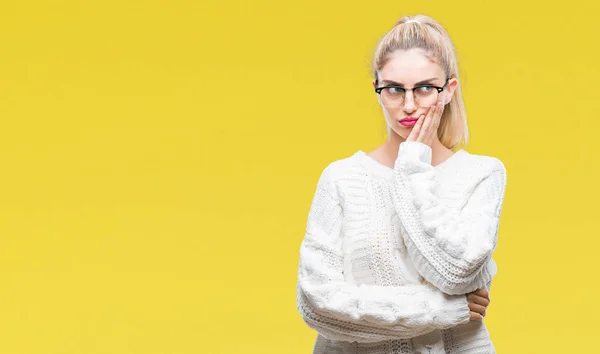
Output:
[389,126,411,140]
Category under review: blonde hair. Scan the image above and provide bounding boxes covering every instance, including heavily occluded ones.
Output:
[372,14,469,150]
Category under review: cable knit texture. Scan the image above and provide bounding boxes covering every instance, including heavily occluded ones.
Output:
[296,141,507,354]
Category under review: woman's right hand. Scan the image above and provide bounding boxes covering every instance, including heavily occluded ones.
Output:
[466,288,490,321]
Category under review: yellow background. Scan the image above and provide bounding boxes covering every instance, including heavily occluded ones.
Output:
[0,1,598,353]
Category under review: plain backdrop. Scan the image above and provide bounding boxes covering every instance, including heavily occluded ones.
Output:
[0,1,598,353]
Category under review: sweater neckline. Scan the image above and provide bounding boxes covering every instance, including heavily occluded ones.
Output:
[354,148,465,178]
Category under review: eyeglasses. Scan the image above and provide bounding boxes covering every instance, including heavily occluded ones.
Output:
[374,78,449,108]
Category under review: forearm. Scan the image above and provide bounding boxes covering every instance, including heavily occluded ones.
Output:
[392,141,506,294]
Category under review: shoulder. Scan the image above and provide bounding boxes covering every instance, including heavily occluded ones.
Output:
[440,150,508,201]
[317,151,364,182]
[313,151,365,199]
[460,149,506,177]
[455,150,507,195]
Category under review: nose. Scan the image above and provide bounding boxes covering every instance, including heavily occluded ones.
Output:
[402,90,417,114]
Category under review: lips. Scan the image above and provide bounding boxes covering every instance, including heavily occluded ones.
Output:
[399,117,419,127]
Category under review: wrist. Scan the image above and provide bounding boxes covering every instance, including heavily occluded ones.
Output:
[398,140,433,165]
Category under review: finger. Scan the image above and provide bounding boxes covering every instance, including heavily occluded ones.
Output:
[470,311,484,321]
[467,293,490,307]
[475,288,490,300]
[407,114,425,141]
[437,99,444,113]
[434,101,444,126]
[417,105,436,141]
[467,294,490,307]
[468,300,487,312]
[468,302,487,315]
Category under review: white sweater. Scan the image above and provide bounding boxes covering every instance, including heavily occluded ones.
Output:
[296,141,507,354]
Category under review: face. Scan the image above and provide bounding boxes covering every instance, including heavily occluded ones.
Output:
[372,48,458,140]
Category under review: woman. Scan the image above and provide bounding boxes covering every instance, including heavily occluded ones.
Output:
[296,14,507,354]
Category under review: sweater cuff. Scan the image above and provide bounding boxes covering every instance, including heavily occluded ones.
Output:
[427,289,470,328]
[398,141,433,165]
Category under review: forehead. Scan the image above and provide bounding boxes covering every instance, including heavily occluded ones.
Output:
[378,48,444,83]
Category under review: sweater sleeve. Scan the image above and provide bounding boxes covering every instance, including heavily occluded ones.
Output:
[296,164,471,343]
[391,141,507,295]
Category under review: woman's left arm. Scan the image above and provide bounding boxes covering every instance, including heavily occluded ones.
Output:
[392,141,507,296]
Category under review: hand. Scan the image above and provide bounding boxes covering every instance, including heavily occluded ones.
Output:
[406,100,445,148]
[466,288,490,321]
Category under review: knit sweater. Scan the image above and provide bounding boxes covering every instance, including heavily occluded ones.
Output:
[296,141,507,354]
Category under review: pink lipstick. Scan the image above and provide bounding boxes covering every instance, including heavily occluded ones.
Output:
[399,117,419,127]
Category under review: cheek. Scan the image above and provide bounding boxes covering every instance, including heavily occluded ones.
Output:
[382,109,411,138]
[382,107,400,122]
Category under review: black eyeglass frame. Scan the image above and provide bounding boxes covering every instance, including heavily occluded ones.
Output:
[374,77,450,98]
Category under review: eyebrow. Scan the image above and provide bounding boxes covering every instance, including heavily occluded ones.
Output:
[380,78,440,86]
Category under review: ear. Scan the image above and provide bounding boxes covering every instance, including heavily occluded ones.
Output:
[444,78,459,105]
[372,80,376,88]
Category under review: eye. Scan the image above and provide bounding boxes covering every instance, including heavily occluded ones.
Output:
[415,86,434,94]
[385,87,404,95]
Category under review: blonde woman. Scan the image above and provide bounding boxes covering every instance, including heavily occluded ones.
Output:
[296,14,507,354]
